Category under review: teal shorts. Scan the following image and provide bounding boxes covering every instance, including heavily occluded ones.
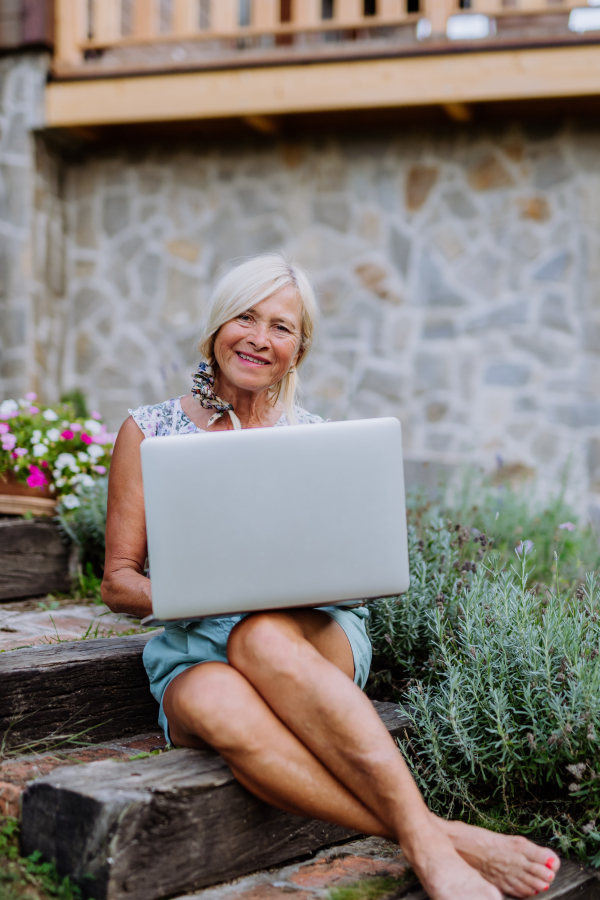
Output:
[143,606,372,743]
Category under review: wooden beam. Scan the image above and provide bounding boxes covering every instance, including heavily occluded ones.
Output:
[172,0,198,35]
[0,634,158,750]
[254,0,279,29]
[20,701,412,900]
[46,44,600,127]
[423,0,456,36]
[210,0,239,32]
[336,0,363,26]
[0,520,72,602]
[133,0,156,39]
[54,0,86,65]
[92,0,121,43]
[293,0,321,27]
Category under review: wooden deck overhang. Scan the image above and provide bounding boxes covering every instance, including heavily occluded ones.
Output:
[45,41,600,128]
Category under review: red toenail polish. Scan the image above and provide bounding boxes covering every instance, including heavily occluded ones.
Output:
[546,857,554,869]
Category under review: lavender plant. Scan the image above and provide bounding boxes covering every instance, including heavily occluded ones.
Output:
[399,558,600,863]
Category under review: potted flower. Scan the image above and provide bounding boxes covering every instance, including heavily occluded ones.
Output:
[0,393,115,516]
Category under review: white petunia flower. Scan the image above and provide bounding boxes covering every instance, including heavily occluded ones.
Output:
[84,419,102,435]
[0,400,18,416]
[31,430,42,444]
[42,409,59,421]
[32,443,47,457]
[61,494,80,509]
[55,452,79,473]
[87,444,104,460]
[46,428,60,442]
[77,452,90,463]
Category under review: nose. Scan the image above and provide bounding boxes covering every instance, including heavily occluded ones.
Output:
[247,321,269,350]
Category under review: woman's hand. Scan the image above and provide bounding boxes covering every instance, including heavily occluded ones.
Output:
[101,416,153,619]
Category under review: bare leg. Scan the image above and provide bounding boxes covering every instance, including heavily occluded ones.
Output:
[164,611,558,898]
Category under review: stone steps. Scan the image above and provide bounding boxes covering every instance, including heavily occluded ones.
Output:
[20,704,411,900]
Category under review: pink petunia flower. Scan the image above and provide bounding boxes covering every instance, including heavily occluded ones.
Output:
[81,433,92,445]
[558,522,575,532]
[14,448,28,457]
[0,424,9,435]
[93,465,107,475]
[41,460,48,468]
[70,423,82,432]
[1,434,17,451]
[91,410,102,420]
[28,406,39,414]
[60,430,74,440]
[26,464,47,488]
[25,392,37,401]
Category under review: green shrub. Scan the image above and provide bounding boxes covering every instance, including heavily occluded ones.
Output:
[367,482,600,864]
[401,560,600,863]
[56,476,108,575]
[448,474,600,593]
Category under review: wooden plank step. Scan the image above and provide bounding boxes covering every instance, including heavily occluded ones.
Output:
[20,704,412,900]
[0,519,72,601]
[0,633,159,749]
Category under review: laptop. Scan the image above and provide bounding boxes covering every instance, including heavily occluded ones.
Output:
[140,417,409,624]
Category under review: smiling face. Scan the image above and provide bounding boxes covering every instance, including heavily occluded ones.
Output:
[213,285,304,396]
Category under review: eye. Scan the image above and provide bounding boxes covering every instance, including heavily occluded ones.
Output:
[238,313,252,323]
[274,324,290,333]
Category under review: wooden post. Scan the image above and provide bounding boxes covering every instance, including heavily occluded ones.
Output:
[92,0,121,42]
[133,0,156,39]
[54,0,86,65]
[423,0,456,35]
[211,0,238,33]
[173,0,198,35]
[254,0,279,28]
[377,0,406,20]
[336,0,362,26]
[292,0,321,27]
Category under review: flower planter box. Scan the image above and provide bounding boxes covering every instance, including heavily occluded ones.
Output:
[0,473,56,517]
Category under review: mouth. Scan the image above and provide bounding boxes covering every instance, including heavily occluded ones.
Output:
[236,352,270,367]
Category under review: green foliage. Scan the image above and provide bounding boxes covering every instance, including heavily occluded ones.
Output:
[367,479,600,865]
[0,817,81,900]
[328,875,411,900]
[449,475,600,593]
[59,391,89,420]
[56,477,108,575]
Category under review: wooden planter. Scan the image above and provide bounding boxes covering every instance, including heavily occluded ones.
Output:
[0,472,57,517]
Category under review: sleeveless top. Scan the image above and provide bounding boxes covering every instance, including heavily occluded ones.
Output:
[129,396,324,438]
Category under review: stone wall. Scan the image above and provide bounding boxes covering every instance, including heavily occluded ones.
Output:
[0,53,47,401]
[2,51,600,515]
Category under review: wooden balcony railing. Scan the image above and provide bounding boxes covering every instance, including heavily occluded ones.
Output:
[53,0,592,73]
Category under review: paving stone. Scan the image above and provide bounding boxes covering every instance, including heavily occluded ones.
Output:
[0,603,147,651]
[103,194,130,235]
[541,293,572,332]
[534,252,572,283]
[405,164,437,211]
[468,152,513,191]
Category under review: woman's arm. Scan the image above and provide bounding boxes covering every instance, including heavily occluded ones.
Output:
[101,416,152,618]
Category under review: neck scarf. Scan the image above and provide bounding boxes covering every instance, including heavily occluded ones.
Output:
[191,362,241,430]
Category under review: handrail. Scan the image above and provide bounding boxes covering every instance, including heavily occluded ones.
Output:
[53,0,588,70]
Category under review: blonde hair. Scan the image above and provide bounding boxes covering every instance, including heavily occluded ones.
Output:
[197,254,319,425]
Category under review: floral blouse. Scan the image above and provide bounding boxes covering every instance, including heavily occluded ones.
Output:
[128,396,324,439]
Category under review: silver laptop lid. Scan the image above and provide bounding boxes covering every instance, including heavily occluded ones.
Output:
[141,417,409,620]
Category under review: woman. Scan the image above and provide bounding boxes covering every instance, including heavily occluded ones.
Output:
[103,254,559,900]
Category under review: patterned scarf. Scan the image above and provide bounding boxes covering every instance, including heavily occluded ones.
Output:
[191,362,241,430]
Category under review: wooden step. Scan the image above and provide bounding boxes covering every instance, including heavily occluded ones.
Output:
[0,519,72,601]
[20,730,600,900]
[0,633,158,750]
[20,704,412,900]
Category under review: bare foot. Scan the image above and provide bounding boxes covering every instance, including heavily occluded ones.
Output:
[437,816,560,897]
[404,819,502,900]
